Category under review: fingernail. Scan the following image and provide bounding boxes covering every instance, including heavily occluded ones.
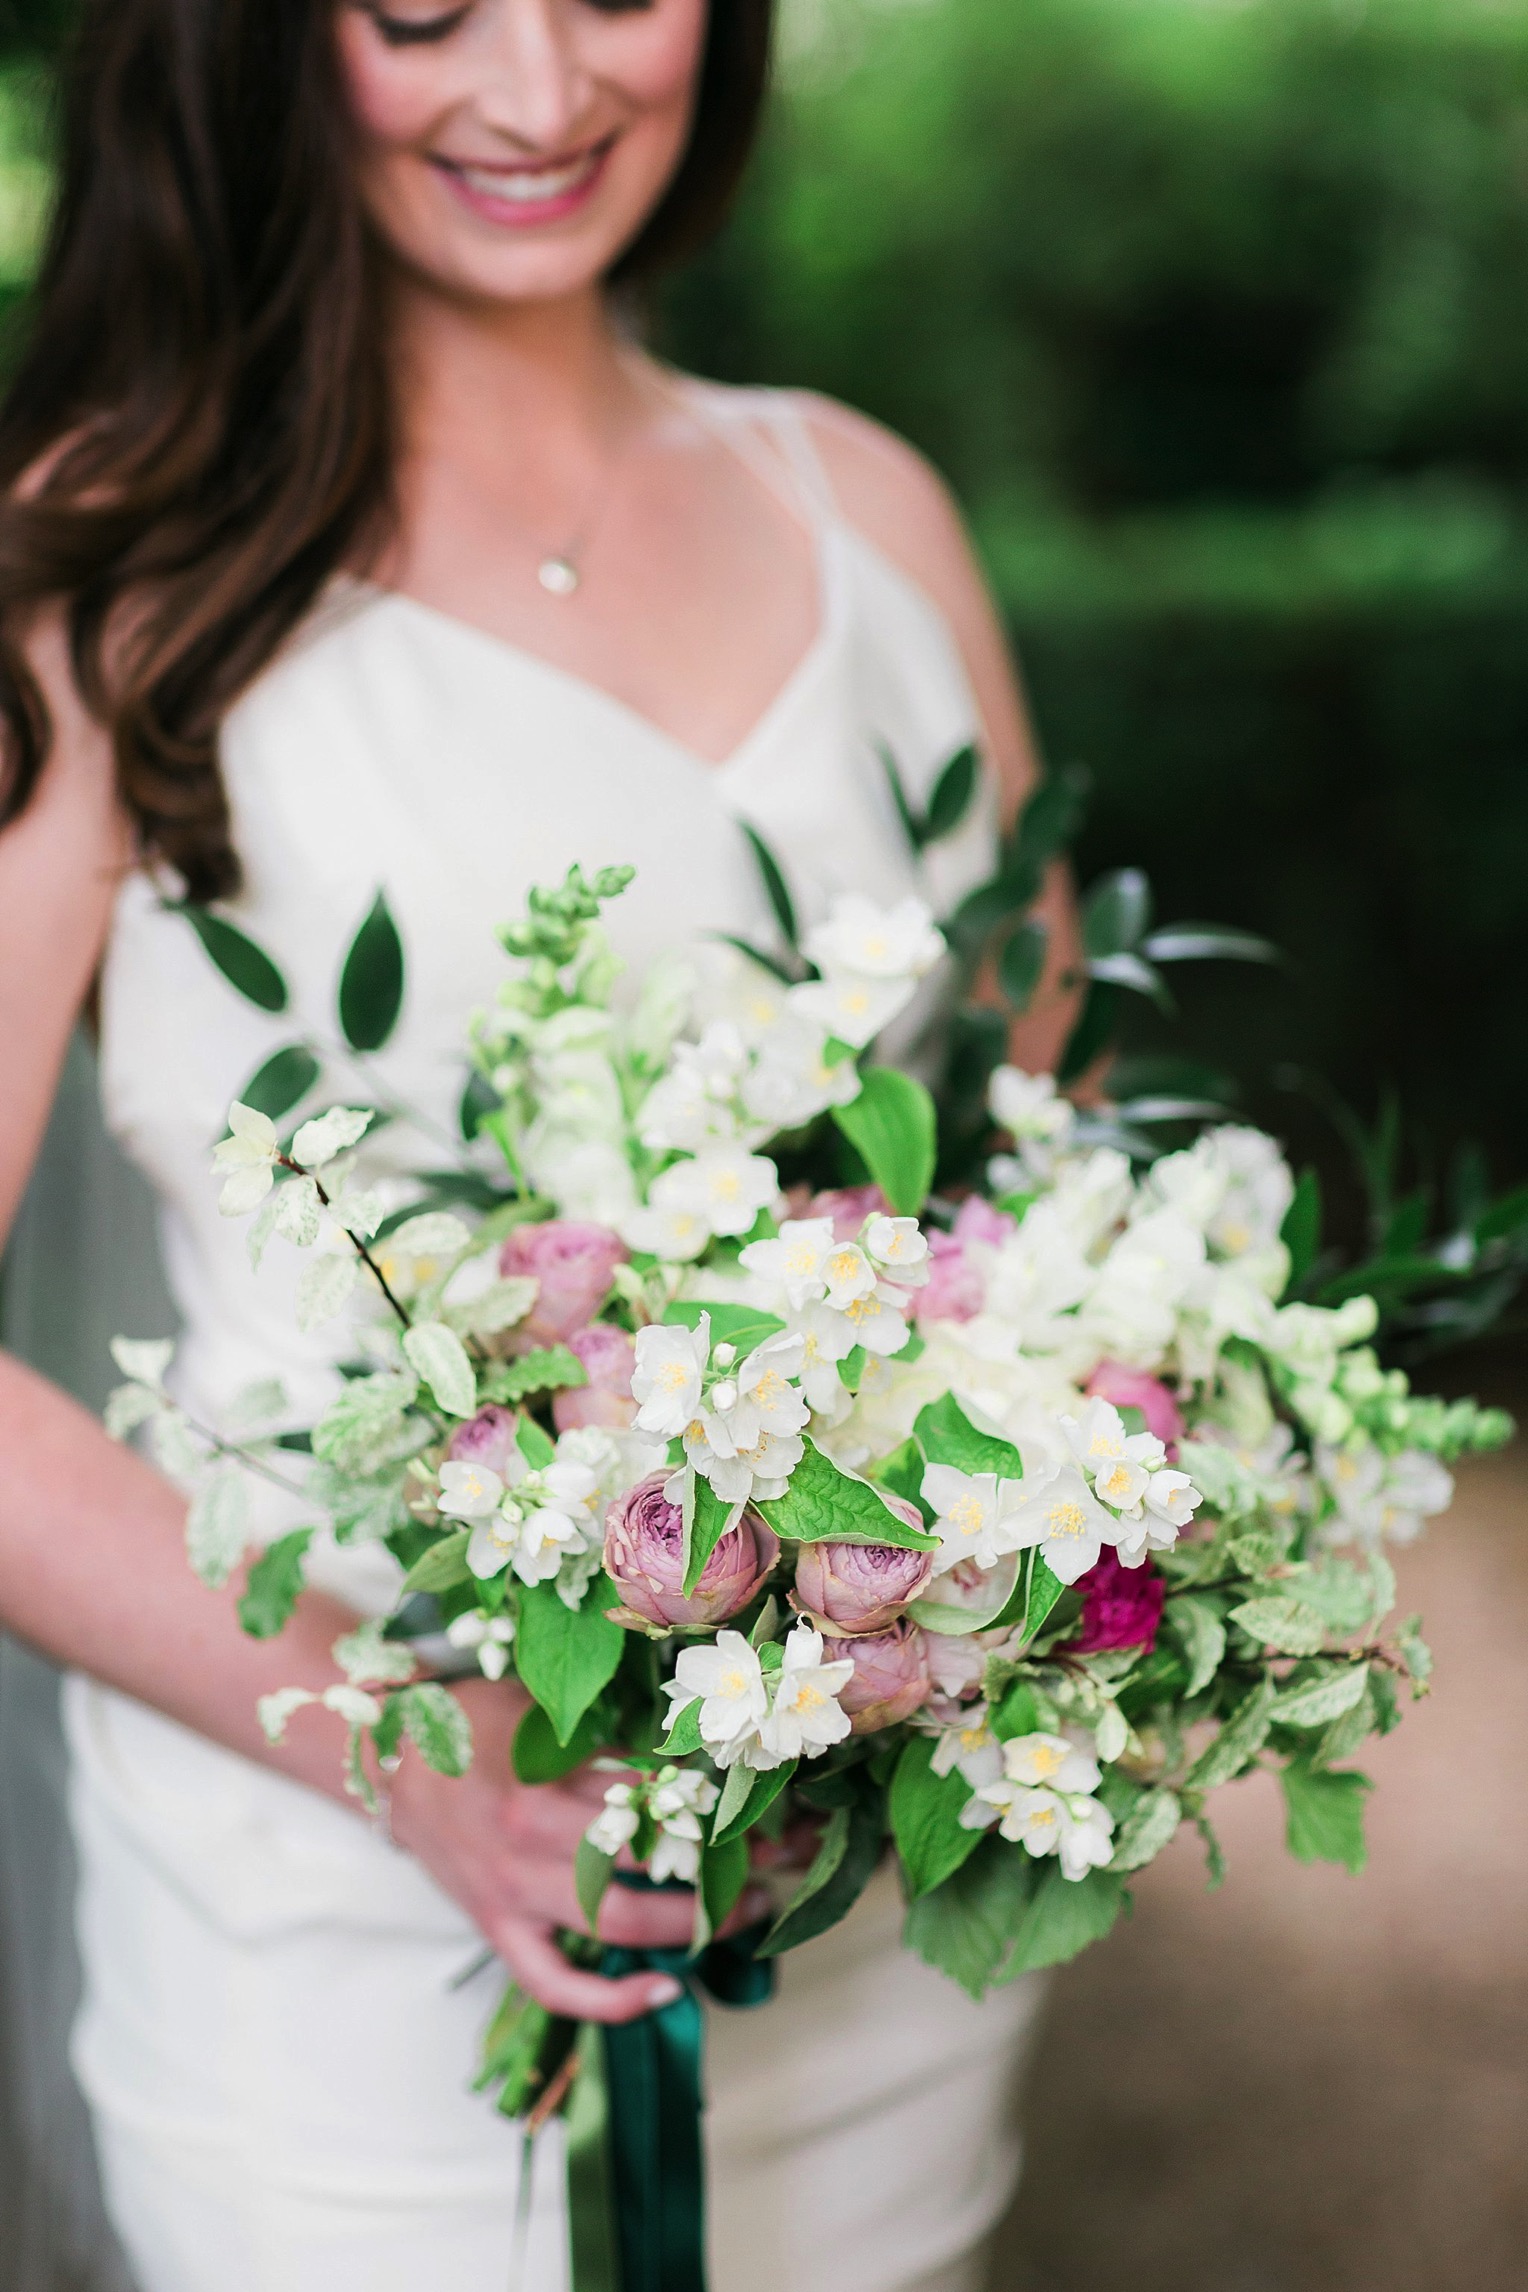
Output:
[649,1976,682,2008]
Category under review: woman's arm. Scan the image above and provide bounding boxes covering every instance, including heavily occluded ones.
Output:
[800,398,1083,1074]
[0,634,702,2019]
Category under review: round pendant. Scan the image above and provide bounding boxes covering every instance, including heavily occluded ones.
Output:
[538,555,580,598]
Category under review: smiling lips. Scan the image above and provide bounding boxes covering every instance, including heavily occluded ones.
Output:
[433,138,613,226]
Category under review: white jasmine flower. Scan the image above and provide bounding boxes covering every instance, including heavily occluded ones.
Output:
[685,1419,805,1505]
[1000,1730,1102,1794]
[637,1023,750,1152]
[787,1303,859,1413]
[664,1630,770,1764]
[1317,1442,1453,1547]
[835,1286,914,1357]
[964,1780,1115,1881]
[788,969,919,1053]
[989,1067,1075,1146]
[929,1708,1005,1791]
[1000,1465,1119,1585]
[445,1611,517,1681]
[586,1781,642,1860]
[437,1460,504,1520]
[648,1767,720,1884]
[820,1241,878,1309]
[627,1146,780,1258]
[983,1205,1093,1349]
[921,1462,1028,1575]
[1203,1127,1295,1257]
[758,1624,855,1763]
[632,1317,712,1439]
[864,1214,931,1287]
[466,1456,600,1588]
[212,1102,281,1216]
[804,894,946,985]
[740,1218,837,1311]
[740,1015,862,1132]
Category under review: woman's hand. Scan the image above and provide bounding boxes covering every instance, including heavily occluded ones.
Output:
[388,1674,768,2025]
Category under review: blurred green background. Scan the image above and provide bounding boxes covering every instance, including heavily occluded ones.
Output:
[1,0,1525,1223]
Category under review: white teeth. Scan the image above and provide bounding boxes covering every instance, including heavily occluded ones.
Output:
[456,154,596,205]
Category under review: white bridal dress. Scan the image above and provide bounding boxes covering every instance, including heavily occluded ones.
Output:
[63,389,1042,2292]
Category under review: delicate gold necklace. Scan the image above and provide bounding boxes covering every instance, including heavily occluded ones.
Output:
[524,368,655,599]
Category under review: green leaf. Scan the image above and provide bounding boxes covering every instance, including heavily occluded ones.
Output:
[400,1529,472,1595]
[515,1577,624,1745]
[1281,1758,1372,1873]
[397,1681,472,1776]
[903,1832,1036,1999]
[740,821,799,950]
[480,1345,586,1404]
[1183,1674,1277,1791]
[400,1322,477,1419]
[338,890,405,1053]
[1141,924,1280,966]
[1281,1167,1323,1290]
[998,921,1049,1012]
[683,1476,745,1598]
[1272,1663,1370,1730]
[699,1833,751,1941]
[1109,1786,1182,1873]
[991,1679,1041,1741]
[924,743,980,843]
[1167,1594,1227,1697]
[913,1391,1023,1479]
[236,1045,321,1125]
[174,904,289,1013]
[1007,1863,1125,1972]
[890,1735,982,1900]
[512,1699,605,1783]
[755,1439,938,1550]
[575,1837,616,1931]
[1229,1595,1328,1657]
[866,1437,933,1520]
[879,742,926,856]
[758,1791,885,1957]
[831,1068,937,1216]
[517,1417,556,1470]
[1082,867,1151,958]
[711,1757,797,1850]
[1057,978,1120,1085]
[662,1300,787,1355]
[657,1699,704,1758]
[311,1370,419,1472]
[236,1527,314,1638]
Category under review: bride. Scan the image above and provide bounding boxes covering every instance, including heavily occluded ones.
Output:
[0,2,1078,2286]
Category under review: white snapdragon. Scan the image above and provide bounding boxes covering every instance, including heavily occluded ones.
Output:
[960,1731,1116,1881]
[792,895,946,1050]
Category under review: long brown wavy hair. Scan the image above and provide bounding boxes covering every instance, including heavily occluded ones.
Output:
[0,0,774,901]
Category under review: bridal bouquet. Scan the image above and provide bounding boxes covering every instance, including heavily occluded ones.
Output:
[107,802,1512,2285]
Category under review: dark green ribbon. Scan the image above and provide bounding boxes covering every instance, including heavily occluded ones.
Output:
[589,1895,776,2292]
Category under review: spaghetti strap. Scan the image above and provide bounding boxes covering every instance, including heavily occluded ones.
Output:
[676,380,841,536]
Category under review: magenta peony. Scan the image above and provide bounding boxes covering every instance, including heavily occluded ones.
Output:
[792,1499,934,1635]
[446,1404,520,1478]
[1085,1361,1184,1451]
[604,1473,779,1630]
[553,1323,638,1433]
[1068,1548,1166,1655]
[499,1220,629,1347]
[826,1621,933,1734]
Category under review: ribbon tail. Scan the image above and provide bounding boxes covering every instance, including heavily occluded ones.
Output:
[565,2038,620,2292]
[599,1947,708,2292]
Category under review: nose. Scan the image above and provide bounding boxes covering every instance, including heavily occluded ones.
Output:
[473,0,593,153]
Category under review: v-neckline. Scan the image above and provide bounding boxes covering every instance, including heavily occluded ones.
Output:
[345,516,844,783]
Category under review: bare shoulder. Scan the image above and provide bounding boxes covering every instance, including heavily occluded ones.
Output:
[790,392,979,610]
[789,391,1043,814]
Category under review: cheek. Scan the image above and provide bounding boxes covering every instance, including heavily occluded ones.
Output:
[333,16,452,152]
[600,0,710,132]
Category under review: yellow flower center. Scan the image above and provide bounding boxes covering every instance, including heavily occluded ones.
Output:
[657,1361,692,1393]
[949,1495,987,1538]
[1046,1500,1089,1541]
[1028,1743,1066,1779]
[1099,1465,1133,1502]
[794,1683,827,1713]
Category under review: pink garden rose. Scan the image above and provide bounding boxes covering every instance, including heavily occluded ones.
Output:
[1085,1361,1185,1451]
[791,1497,934,1634]
[826,1620,933,1734]
[553,1323,638,1433]
[446,1404,519,1478]
[499,1220,629,1348]
[916,1194,1018,1325]
[1068,1548,1166,1655]
[604,1473,779,1630]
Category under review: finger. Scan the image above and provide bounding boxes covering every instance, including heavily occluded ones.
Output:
[596,1886,703,1949]
[493,1919,682,2027]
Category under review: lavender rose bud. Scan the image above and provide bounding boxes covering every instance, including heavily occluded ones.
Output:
[604,1472,780,1629]
[553,1323,638,1433]
[792,1501,934,1635]
[499,1220,629,1347]
[446,1404,519,1478]
[828,1620,933,1734]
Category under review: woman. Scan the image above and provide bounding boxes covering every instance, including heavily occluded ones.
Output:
[0,3,1077,2287]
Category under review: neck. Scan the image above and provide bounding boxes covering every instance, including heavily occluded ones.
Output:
[389,276,651,511]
